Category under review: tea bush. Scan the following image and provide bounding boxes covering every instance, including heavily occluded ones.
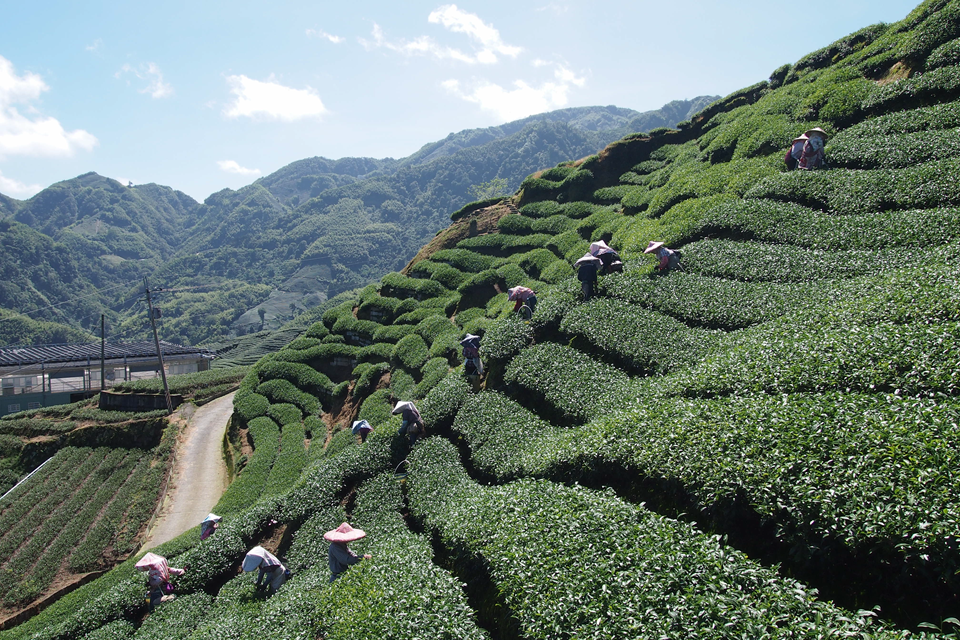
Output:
[560,297,720,374]
[863,65,960,114]
[263,421,308,497]
[558,391,960,589]
[380,272,449,301]
[455,232,553,256]
[389,368,416,399]
[429,248,496,273]
[266,402,303,428]
[391,333,430,370]
[504,343,639,424]
[699,198,960,249]
[214,417,280,515]
[415,357,450,397]
[371,322,416,343]
[407,439,906,640]
[829,128,960,169]
[256,378,320,416]
[682,238,930,282]
[313,473,489,639]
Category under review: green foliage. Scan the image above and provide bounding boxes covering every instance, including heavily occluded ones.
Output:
[407,439,905,640]
[504,343,637,424]
[429,248,496,273]
[748,156,960,213]
[561,297,720,374]
[391,333,430,370]
[415,357,450,397]
[469,177,510,201]
[357,389,394,427]
[389,368,416,400]
[380,272,449,301]
[477,314,531,364]
[256,379,320,416]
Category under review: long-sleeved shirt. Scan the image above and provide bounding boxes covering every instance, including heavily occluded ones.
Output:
[328,542,362,582]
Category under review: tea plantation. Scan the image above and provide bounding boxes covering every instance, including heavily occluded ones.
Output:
[5,0,960,637]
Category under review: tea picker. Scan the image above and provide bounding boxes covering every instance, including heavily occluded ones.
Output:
[588,240,620,275]
[135,552,185,610]
[200,513,221,540]
[575,253,601,301]
[243,545,290,595]
[352,419,373,443]
[460,333,483,377]
[393,400,425,445]
[644,241,683,273]
[325,522,371,583]
[507,286,537,319]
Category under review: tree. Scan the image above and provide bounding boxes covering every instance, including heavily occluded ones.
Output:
[468,177,509,201]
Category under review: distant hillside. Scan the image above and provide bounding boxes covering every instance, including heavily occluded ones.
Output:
[0,99,715,347]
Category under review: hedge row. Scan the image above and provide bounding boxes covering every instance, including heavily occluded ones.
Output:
[407,439,908,640]
[604,268,830,329]
[213,417,280,515]
[313,473,489,639]
[746,157,960,215]
[560,297,720,375]
[699,198,960,249]
[503,343,640,425]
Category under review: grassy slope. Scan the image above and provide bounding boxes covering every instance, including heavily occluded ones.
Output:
[6,0,960,638]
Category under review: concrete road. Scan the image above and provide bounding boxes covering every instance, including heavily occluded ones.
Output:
[141,392,235,550]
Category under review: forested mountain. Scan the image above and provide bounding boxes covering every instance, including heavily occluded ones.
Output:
[0,99,714,347]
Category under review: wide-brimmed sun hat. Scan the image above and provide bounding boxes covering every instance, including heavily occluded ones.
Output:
[324,522,367,543]
[792,134,809,142]
[644,241,665,254]
[804,127,828,139]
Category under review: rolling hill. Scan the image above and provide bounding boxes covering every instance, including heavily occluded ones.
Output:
[3,0,960,637]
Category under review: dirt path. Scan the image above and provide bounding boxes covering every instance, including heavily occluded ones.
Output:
[141,392,235,550]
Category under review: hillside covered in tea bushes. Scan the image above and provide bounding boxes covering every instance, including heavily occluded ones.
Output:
[5,0,960,637]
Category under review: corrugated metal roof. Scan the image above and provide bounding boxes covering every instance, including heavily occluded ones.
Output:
[0,341,215,366]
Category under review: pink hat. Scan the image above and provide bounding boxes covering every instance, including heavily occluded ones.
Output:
[324,522,366,543]
[644,241,665,254]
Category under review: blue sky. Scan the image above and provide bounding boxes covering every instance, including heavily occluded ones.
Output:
[0,1,922,202]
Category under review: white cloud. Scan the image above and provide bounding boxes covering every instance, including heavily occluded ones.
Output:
[116,62,173,99]
[360,24,475,63]
[0,170,42,198]
[428,5,521,60]
[306,28,345,44]
[536,3,569,14]
[86,38,103,53]
[217,160,261,177]
[442,64,586,122]
[361,6,520,65]
[0,55,98,159]
[223,75,328,121]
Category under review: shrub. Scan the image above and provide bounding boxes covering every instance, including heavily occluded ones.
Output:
[391,334,430,370]
[430,249,496,273]
[561,298,720,375]
[256,379,320,416]
[380,272,449,301]
[504,343,638,424]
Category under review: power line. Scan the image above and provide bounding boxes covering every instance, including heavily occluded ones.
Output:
[0,280,135,325]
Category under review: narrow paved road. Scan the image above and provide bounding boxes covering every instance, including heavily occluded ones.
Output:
[141,391,235,550]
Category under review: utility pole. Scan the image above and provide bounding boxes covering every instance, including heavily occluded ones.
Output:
[100,314,105,393]
[144,278,173,414]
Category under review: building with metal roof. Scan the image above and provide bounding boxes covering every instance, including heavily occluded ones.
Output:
[0,341,215,414]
